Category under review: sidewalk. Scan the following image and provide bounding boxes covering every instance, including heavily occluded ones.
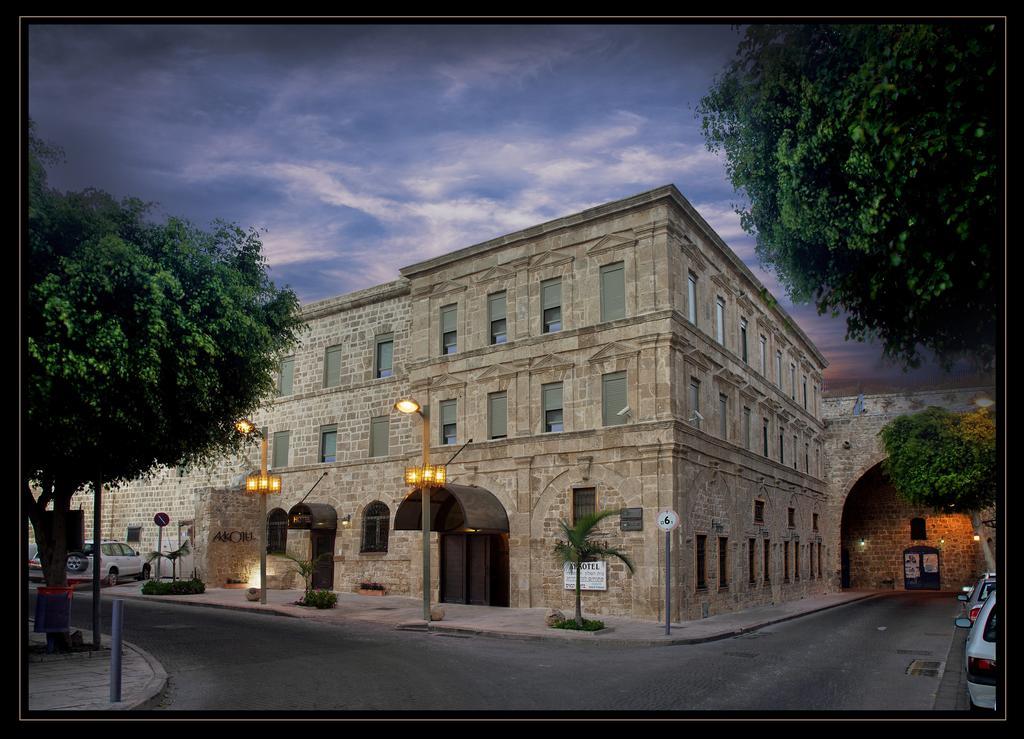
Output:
[27,625,167,711]
[95,580,883,647]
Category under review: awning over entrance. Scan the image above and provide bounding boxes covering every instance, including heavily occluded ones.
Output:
[394,483,509,534]
[287,502,337,530]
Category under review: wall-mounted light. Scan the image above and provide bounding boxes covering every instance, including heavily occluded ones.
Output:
[859,538,866,547]
[341,514,352,527]
[973,533,981,542]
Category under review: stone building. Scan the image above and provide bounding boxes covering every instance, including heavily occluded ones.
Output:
[59,184,993,622]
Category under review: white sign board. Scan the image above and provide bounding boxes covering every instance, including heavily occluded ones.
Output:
[656,509,680,531]
[564,561,607,591]
[922,553,939,574]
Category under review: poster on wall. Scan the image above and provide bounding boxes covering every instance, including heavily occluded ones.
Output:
[904,553,921,579]
[922,553,939,573]
[564,562,607,590]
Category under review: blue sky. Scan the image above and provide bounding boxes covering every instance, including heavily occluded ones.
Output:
[28,22,966,389]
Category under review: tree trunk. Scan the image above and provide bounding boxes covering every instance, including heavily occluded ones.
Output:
[26,480,75,652]
[575,563,583,627]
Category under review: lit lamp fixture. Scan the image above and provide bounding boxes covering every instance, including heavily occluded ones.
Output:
[234,418,282,606]
[859,539,866,547]
[341,514,352,527]
[973,534,981,542]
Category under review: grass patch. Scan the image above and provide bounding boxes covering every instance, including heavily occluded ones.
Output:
[551,617,605,631]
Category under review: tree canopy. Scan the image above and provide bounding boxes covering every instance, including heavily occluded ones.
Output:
[880,406,996,511]
[25,125,304,585]
[698,23,1000,370]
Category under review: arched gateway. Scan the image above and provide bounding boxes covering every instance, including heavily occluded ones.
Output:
[394,483,510,607]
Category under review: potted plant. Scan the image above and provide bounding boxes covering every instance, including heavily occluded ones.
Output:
[357,581,387,596]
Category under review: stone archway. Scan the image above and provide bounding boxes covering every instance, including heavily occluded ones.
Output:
[839,460,984,591]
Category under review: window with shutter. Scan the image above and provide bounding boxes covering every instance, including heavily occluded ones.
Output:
[572,488,595,524]
[440,400,457,445]
[272,431,290,469]
[278,356,294,396]
[600,262,625,322]
[370,417,389,457]
[488,292,507,344]
[602,371,627,426]
[440,304,457,355]
[324,346,342,388]
[541,278,562,333]
[319,426,336,464]
[488,392,507,440]
[542,382,563,433]
[376,335,393,378]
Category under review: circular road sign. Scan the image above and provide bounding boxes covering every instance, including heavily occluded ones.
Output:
[154,512,171,527]
[656,510,680,532]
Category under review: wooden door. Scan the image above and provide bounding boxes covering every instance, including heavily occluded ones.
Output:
[467,535,490,605]
[311,530,335,590]
[442,534,466,604]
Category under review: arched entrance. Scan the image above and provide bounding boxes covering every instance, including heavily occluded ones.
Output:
[394,483,510,607]
[288,503,337,591]
[840,461,982,591]
[267,508,288,554]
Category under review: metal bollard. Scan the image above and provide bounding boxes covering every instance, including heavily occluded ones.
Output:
[110,599,124,703]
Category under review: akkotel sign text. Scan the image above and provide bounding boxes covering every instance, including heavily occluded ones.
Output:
[212,530,255,543]
[563,561,607,591]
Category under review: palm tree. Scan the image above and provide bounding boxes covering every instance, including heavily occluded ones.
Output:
[146,540,191,582]
[553,509,635,627]
[280,552,332,596]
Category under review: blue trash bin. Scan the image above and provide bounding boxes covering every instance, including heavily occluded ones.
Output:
[34,587,73,651]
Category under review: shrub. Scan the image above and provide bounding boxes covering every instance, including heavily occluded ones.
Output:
[142,578,206,595]
[358,582,385,591]
[301,589,338,609]
[551,617,605,632]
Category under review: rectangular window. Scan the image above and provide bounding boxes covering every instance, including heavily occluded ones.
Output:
[488,392,507,440]
[440,304,457,355]
[278,356,294,397]
[715,297,725,345]
[688,272,698,324]
[817,543,822,580]
[572,487,596,524]
[718,537,728,588]
[440,399,457,445]
[541,278,562,333]
[754,500,765,524]
[805,443,809,473]
[375,335,393,378]
[740,318,748,363]
[763,418,769,457]
[272,430,290,469]
[764,539,771,583]
[813,513,819,531]
[813,384,818,415]
[370,416,389,458]
[910,517,927,540]
[779,431,785,464]
[810,542,815,579]
[696,535,707,590]
[719,393,728,439]
[542,382,563,433]
[748,538,756,584]
[784,541,790,582]
[815,445,820,477]
[793,434,798,469]
[319,426,336,464]
[602,371,628,427]
[743,406,752,450]
[795,540,801,580]
[324,346,343,388]
[127,526,142,544]
[759,336,767,375]
[689,379,701,429]
[790,364,796,399]
[788,507,795,528]
[489,292,507,345]
[600,262,626,322]
[776,351,783,388]
[803,376,808,409]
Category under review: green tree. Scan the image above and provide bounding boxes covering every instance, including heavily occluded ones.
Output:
[879,406,996,511]
[698,23,1000,370]
[553,509,635,628]
[25,126,304,591]
[280,552,332,597]
[146,540,192,582]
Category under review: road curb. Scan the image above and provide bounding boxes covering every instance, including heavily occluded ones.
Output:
[111,592,303,619]
[116,639,168,711]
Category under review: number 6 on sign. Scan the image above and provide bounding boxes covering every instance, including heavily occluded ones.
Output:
[657,510,680,531]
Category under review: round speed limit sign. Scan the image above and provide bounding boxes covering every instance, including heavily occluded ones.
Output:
[656,509,680,532]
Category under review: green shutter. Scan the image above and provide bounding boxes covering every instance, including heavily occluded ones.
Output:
[488,292,506,321]
[600,262,625,321]
[278,357,294,396]
[602,372,627,426]
[541,278,561,310]
[272,431,290,469]
[542,383,562,413]
[324,346,342,387]
[488,393,507,439]
[370,417,389,457]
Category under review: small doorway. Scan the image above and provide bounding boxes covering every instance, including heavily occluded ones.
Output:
[841,548,850,589]
[311,530,335,591]
[440,533,509,607]
[903,545,940,590]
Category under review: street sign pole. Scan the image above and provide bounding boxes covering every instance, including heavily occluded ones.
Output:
[656,509,680,637]
[154,512,170,580]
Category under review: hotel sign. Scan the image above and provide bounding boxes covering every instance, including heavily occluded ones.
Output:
[563,562,607,591]
[212,530,255,543]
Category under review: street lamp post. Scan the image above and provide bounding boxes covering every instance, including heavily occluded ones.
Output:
[394,399,444,622]
[235,419,282,605]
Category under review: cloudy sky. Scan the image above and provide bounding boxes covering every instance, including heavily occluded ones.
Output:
[27,22,964,389]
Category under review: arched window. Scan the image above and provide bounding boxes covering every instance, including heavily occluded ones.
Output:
[361,501,390,553]
[910,517,927,541]
[267,508,288,554]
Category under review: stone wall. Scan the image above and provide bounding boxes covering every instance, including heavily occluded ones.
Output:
[194,487,262,586]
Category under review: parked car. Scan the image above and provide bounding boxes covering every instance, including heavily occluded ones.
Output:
[66,540,150,586]
[958,573,996,624]
[956,591,998,711]
[28,544,43,582]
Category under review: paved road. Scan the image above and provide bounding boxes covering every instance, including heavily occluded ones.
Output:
[39,590,962,712]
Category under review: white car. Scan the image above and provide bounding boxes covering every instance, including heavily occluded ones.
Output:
[956,591,998,711]
[66,540,150,586]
